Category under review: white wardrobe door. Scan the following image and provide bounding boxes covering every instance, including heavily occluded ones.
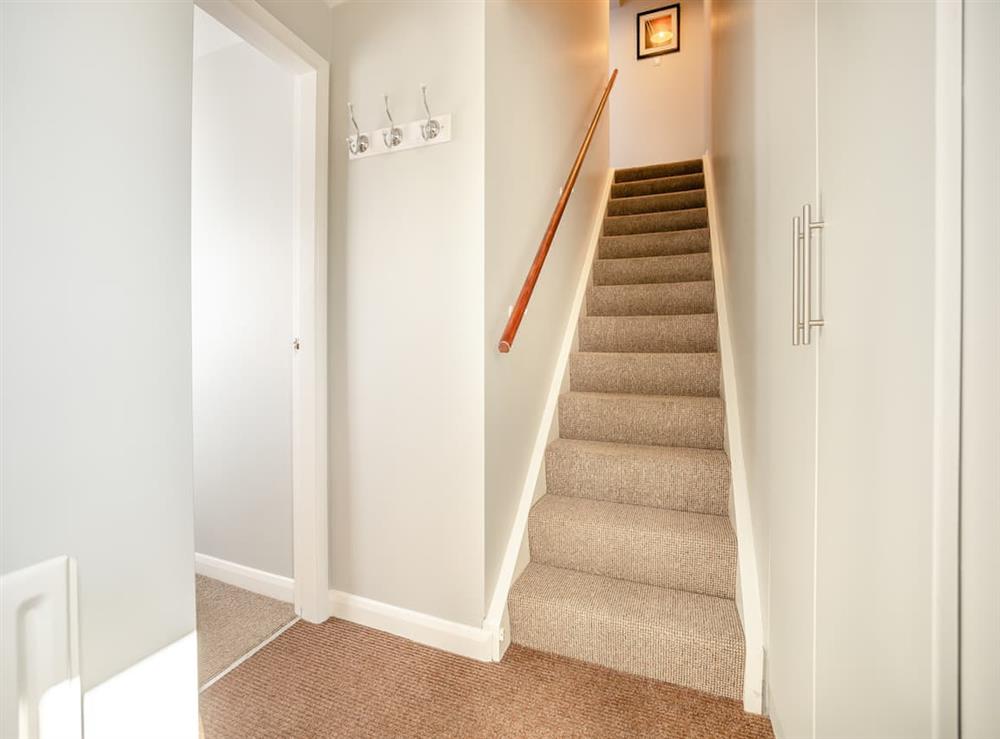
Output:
[960,2,1000,736]
[815,2,939,737]
[747,1,819,736]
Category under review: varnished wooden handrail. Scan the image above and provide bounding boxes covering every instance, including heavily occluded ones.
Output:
[497,69,618,353]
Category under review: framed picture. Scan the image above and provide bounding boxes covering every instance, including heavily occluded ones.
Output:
[637,4,680,59]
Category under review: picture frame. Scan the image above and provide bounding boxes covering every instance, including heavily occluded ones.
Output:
[636,4,681,60]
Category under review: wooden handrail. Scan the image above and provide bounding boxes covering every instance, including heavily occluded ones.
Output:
[497,69,618,353]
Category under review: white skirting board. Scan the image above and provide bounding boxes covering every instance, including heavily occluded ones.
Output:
[194,553,294,604]
[482,168,616,661]
[702,152,766,714]
[195,554,503,663]
[328,590,493,662]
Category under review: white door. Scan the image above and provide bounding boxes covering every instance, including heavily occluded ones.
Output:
[960,1,1000,736]
[815,2,941,736]
[753,1,819,736]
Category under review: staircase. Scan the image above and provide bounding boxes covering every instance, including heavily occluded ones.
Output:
[507,158,745,701]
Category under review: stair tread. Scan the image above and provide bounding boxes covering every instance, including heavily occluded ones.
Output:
[545,438,730,515]
[579,314,718,354]
[528,494,736,597]
[569,351,720,397]
[603,207,708,237]
[614,159,704,183]
[598,228,710,260]
[587,280,715,317]
[611,172,705,199]
[562,389,723,403]
[511,563,740,636]
[593,253,713,286]
[606,189,707,217]
[558,391,724,450]
[508,562,744,698]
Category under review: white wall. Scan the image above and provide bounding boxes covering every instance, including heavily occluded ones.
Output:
[484,0,609,612]
[609,0,707,168]
[1,0,198,731]
[329,0,487,627]
[191,8,295,579]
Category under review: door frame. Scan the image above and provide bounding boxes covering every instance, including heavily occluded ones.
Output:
[194,0,330,623]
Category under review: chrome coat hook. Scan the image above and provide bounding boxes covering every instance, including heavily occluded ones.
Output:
[346,102,369,155]
[382,95,402,148]
[420,84,441,141]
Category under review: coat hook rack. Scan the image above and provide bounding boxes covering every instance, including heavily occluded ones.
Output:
[346,102,369,155]
[382,95,403,149]
[347,90,452,161]
[420,84,441,141]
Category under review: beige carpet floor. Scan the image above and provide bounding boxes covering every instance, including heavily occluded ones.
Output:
[196,575,296,686]
[200,618,774,738]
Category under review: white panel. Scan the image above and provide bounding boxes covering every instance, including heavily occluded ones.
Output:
[83,633,198,739]
[0,558,82,739]
[960,2,1000,736]
[1,0,197,696]
[815,2,937,736]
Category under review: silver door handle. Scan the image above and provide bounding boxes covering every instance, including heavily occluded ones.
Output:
[801,203,825,345]
[792,215,803,345]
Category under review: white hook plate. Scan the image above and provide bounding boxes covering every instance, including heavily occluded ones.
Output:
[348,113,452,160]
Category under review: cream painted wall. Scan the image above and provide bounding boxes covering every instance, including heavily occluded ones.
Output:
[609,0,707,168]
[483,0,609,612]
[191,12,296,579]
[328,0,486,627]
[1,0,197,711]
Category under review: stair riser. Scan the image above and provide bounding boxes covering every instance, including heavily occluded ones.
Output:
[587,281,714,317]
[569,353,720,397]
[528,502,737,598]
[578,315,718,353]
[599,229,710,260]
[558,394,724,449]
[614,159,703,183]
[604,208,708,237]
[611,173,705,199]
[545,441,730,515]
[508,587,742,700]
[592,253,712,286]
[606,189,707,217]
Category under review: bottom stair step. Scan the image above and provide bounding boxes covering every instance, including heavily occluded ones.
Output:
[508,563,744,700]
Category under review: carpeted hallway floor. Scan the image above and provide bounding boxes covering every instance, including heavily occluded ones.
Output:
[196,575,297,686]
[200,617,774,738]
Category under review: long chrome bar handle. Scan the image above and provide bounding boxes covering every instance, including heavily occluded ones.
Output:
[802,202,826,345]
[792,215,802,345]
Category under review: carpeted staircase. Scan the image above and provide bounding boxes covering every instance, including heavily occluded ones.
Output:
[507,158,745,701]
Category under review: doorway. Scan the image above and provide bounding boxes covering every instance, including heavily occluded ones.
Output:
[189,0,329,689]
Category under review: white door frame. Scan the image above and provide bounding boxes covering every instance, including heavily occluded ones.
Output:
[194,0,330,623]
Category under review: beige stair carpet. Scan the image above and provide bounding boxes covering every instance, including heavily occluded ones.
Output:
[508,158,748,702]
[196,574,296,686]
